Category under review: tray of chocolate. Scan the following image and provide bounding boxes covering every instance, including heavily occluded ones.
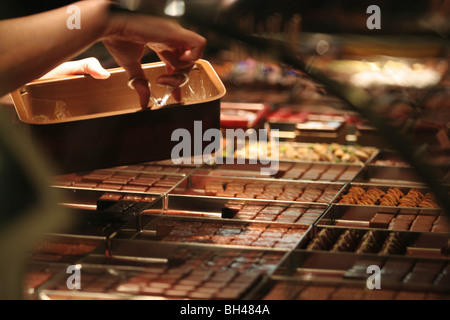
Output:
[269,250,449,286]
[197,162,362,183]
[36,241,287,300]
[23,262,68,300]
[255,240,450,299]
[28,235,105,265]
[51,168,189,196]
[10,59,225,174]
[261,279,450,300]
[300,226,450,259]
[115,160,200,175]
[220,102,270,130]
[361,150,450,185]
[117,213,310,251]
[230,141,378,166]
[48,208,142,240]
[335,184,447,211]
[267,108,348,144]
[169,175,345,204]
[258,252,450,300]
[46,183,162,218]
[139,195,328,228]
[317,205,449,233]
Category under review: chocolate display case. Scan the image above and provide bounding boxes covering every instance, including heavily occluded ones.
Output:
[20,152,449,300]
[4,1,449,302]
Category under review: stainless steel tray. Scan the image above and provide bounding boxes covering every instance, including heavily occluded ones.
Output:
[227,141,378,166]
[35,241,289,300]
[197,161,363,183]
[259,277,450,300]
[256,250,450,299]
[51,170,189,197]
[163,195,328,226]
[318,204,447,233]
[360,150,450,185]
[299,225,450,260]
[334,183,446,213]
[122,213,312,251]
[24,262,68,300]
[169,174,346,205]
[29,234,105,264]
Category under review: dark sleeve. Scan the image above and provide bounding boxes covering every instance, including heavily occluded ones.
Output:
[0,0,76,20]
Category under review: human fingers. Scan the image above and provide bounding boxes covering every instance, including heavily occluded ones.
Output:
[127,76,151,109]
[156,72,188,87]
[104,39,150,108]
[151,35,205,73]
[80,57,111,79]
[41,58,111,79]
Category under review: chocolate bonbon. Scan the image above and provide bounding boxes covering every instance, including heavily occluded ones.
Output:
[338,186,440,209]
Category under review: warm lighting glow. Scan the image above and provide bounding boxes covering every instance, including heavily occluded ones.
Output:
[350,60,441,88]
[119,0,142,11]
[221,0,238,9]
[164,0,185,17]
[316,40,330,56]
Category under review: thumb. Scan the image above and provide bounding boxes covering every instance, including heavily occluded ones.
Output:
[82,58,111,79]
[40,58,111,79]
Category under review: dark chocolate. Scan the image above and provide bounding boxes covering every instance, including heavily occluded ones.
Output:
[331,229,364,252]
[355,230,384,254]
[221,207,239,219]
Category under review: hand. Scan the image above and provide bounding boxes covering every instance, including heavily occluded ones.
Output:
[40,57,111,79]
[0,58,110,106]
[103,13,206,108]
[0,1,206,104]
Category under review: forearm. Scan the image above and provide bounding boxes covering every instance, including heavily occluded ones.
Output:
[0,0,111,96]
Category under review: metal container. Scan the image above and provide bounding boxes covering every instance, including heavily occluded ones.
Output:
[358,150,450,185]
[257,250,450,300]
[196,161,363,183]
[230,141,378,166]
[169,174,346,206]
[36,241,289,300]
[333,182,443,213]
[299,225,450,260]
[318,204,443,228]
[10,60,226,174]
